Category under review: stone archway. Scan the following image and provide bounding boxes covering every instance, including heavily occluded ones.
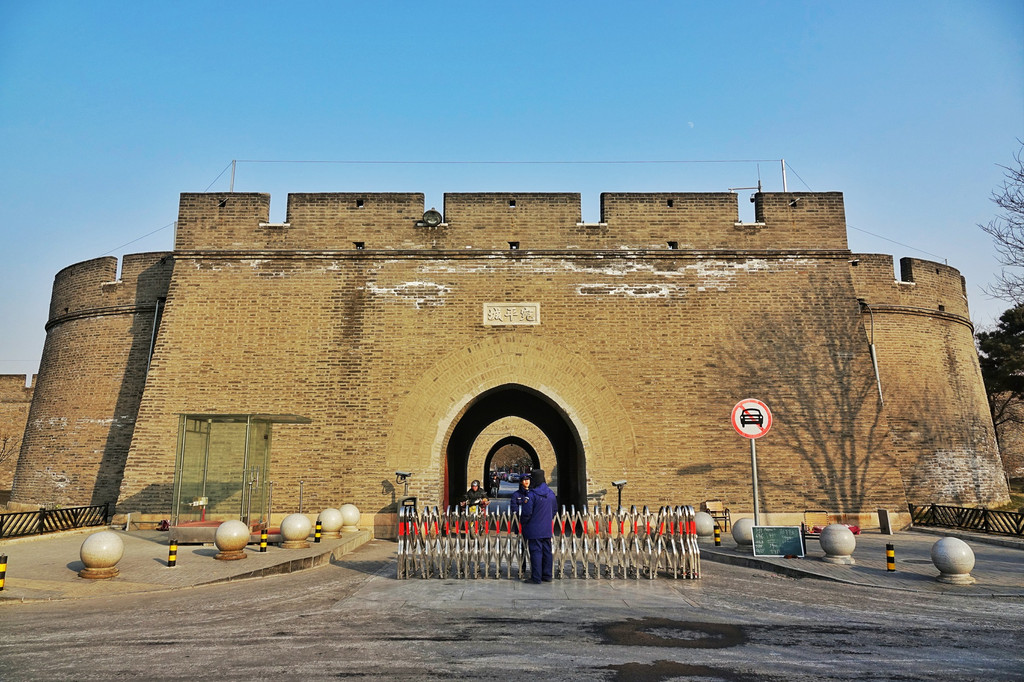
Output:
[445,384,585,510]
[384,335,638,512]
[485,437,539,480]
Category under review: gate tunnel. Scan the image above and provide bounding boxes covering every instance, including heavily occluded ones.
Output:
[445,384,586,510]
[483,436,539,482]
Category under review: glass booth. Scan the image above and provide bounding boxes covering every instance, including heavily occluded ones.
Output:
[171,414,310,528]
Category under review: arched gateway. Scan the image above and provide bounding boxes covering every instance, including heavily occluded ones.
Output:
[444,384,584,510]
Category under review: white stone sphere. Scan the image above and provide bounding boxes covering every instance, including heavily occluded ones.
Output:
[931,537,975,577]
[214,520,251,552]
[819,524,856,563]
[731,518,754,546]
[339,503,361,529]
[280,513,313,542]
[80,530,124,569]
[318,508,344,534]
[694,511,716,537]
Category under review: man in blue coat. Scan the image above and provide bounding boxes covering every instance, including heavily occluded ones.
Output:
[516,468,558,584]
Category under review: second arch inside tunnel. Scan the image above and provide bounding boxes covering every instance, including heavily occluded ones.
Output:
[444,384,586,510]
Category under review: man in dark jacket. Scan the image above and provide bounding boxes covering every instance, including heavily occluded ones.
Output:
[460,480,488,512]
[517,468,558,584]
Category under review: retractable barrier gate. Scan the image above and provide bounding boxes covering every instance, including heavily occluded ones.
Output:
[397,505,700,580]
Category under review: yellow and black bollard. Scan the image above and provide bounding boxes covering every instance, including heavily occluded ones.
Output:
[713,525,722,547]
[167,542,177,568]
[0,554,7,590]
[886,543,896,572]
[260,528,268,552]
[314,520,322,543]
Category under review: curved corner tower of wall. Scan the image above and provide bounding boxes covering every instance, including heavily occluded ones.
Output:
[849,254,1008,506]
[10,252,173,509]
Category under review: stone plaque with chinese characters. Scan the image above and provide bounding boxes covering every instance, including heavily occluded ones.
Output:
[483,303,540,326]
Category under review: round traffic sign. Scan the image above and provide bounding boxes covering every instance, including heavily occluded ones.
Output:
[731,399,772,439]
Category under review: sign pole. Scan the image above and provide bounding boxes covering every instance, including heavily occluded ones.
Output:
[732,398,772,528]
[750,438,760,525]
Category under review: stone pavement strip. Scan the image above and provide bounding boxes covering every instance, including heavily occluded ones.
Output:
[0,525,1021,603]
[0,527,372,602]
[700,527,1024,597]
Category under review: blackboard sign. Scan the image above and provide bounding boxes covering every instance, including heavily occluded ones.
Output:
[752,525,805,557]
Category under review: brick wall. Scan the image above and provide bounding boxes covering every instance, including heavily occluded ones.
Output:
[10,254,172,508]
[0,375,34,498]
[13,190,1008,527]
[849,254,1005,505]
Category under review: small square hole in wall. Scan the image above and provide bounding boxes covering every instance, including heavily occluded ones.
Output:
[667,241,678,249]
[938,304,945,312]
[509,199,516,208]
[667,199,674,208]
[354,242,365,250]
[356,199,364,208]
[508,241,520,250]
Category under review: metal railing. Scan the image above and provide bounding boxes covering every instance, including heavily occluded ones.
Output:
[0,503,111,540]
[909,503,1024,538]
[397,505,700,580]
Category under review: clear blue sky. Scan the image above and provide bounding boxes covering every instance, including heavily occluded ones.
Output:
[1,1,1022,377]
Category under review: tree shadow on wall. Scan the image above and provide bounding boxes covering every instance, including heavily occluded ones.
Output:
[716,286,894,512]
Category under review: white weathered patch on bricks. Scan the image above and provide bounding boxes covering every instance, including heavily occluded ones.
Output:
[366,281,451,308]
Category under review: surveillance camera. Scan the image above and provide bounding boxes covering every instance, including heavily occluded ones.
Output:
[612,480,627,487]
[395,471,412,479]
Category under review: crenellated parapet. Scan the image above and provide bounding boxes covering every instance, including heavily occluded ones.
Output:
[849,254,970,321]
[172,191,849,252]
[49,253,174,327]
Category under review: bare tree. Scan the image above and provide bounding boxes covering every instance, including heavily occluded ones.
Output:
[981,141,1024,305]
[0,427,21,468]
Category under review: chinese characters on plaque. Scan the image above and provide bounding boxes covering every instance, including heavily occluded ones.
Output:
[483,303,541,326]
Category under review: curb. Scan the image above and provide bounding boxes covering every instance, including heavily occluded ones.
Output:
[200,531,374,587]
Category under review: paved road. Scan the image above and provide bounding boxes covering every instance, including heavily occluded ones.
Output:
[2,537,1022,681]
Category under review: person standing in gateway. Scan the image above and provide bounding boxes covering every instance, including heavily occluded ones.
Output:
[517,468,558,584]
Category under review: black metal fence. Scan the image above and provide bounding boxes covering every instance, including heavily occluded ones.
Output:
[910,503,1024,538]
[0,503,110,540]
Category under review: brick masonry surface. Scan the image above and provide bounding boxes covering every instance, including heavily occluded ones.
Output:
[9,191,1011,529]
[0,375,34,496]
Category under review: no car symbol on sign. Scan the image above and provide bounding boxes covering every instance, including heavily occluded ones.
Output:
[731,399,772,439]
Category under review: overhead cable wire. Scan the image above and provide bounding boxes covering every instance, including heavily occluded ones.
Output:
[230,158,784,165]
[203,161,234,192]
[100,221,176,257]
[781,162,946,262]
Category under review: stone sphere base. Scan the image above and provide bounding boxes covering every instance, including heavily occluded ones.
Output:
[937,572,976,585]
[281,540,310,550]
[321,530,341,539]
[215,549,248,561]
[79,566,119,579]
[822,555,856,565]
